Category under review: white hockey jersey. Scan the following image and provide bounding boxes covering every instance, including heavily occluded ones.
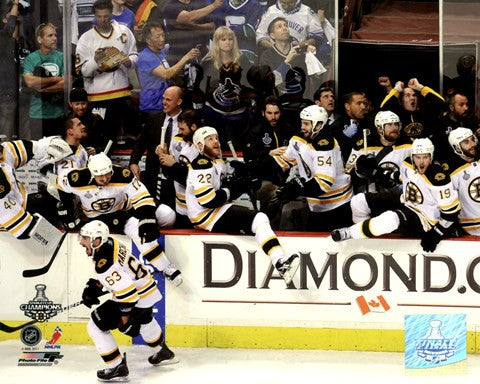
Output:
[400,160,460,231]
[450,160,480,235]
[345,139,411,192]
[75,20,138,101]
[0,140,35,238]
[186,155,232,231]
[273,134,352,212]
[170,137,199,216]
[93,237,161,308]
[57,165,154,218]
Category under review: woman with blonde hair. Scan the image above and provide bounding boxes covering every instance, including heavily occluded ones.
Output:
[200,26,252,149]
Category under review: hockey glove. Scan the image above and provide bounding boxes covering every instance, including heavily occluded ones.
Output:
[82,278,104,308]
[375,168,400,189]
[118,320,141,338]
[355,154,377,178]
[275,176,305,203]
[343,122,358,138]
[138,218,158,244]
[223,178,249,201]
[57,201,80,230]
[420,224,446,252]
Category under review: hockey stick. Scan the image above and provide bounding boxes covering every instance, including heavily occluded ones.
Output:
[0,291,110,333]
[22,232,68,278]
[104,139,113,155]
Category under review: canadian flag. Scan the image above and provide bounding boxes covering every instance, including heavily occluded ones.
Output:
[356,295,391,315]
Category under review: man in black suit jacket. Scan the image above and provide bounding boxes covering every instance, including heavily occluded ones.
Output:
[129,86,183,208]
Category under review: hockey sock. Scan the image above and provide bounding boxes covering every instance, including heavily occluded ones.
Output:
[251,212,285,266]
[140,318,163,353]
[350,210,400,239]
[87,319,122,368]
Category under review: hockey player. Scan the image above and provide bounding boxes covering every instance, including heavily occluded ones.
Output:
[157,109,201,228]
[273,105,353,231]
[345,110,412,221]
[186,126,299,284]
[332,138,461,252]
[56,152,182,285]
[448,127,480,235]
[78,220,176,382]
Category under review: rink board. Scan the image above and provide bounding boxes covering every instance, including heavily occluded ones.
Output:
[1,231,480,352]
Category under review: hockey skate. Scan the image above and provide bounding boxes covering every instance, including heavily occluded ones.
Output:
[331,227,352,242]
[275,254,299,284]
[97,353,129,382]
[163,264,183,286]
[148,344,178,366]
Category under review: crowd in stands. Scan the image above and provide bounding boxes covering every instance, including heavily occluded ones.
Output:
[1,0,479,246]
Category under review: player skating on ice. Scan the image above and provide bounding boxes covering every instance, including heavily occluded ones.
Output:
[79,220,176,382]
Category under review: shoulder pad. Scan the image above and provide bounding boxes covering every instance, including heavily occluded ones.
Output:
[67,168,92,187]
[425,163,451,185]
[191,155,214,170]
[110,165,134,184]
[94,239,115,274]
[311,137,334,151]
[0,168,11,199]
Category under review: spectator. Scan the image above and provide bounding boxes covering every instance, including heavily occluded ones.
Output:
[68,87,107,155]
[163,0,223,65]
[124,0,162,47]
[110,0,136,29]
[23,22,64,139]
[258,17,313,128]
[75,0,138,147]
[216,0,266,64]
[200,25,252,148]
[129,85,183,208]
[256,0,330,63]
[138,21,199,116]
[0,0,21,139]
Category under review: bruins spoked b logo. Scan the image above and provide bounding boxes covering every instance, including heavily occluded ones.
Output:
[468,177,480,202]
[405,181,423,204]
[91,198,116,213]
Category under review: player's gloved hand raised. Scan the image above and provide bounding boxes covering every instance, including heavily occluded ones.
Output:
[343,122,358,138]
[275,176,305,203]
[82,278,104,308]
[355,154,377,178]
[421,224,446,252]
[138,218,158,244]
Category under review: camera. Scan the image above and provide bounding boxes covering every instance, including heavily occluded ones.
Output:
[295,44,307,54]
[195,44,203,50]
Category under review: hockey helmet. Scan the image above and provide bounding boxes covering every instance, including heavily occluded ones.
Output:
[448,127,477,161]
[193,126,218,154]
[374,110,401,136]
[79,220,109,252]
[411,138,434,162]
[299,105,328,138]
[88,152,112,176]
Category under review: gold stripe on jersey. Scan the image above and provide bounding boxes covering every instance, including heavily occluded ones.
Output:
[195,185,216,205]
[273,153,296,170]
[175,193,187,208]
[142,243,165,263]
[100,347,122,364]
[450,162,471,177]
[459,217,480,233]
[131,191,155,209]
[137,277,157,300]
[2,210,33,235]
[5,141,28,168]
[115,283,139,303]
[306,184,353,205]
[191,207,223,229]
[408,204,436,230]
[439,198,461,215]
[314,172,334,192]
